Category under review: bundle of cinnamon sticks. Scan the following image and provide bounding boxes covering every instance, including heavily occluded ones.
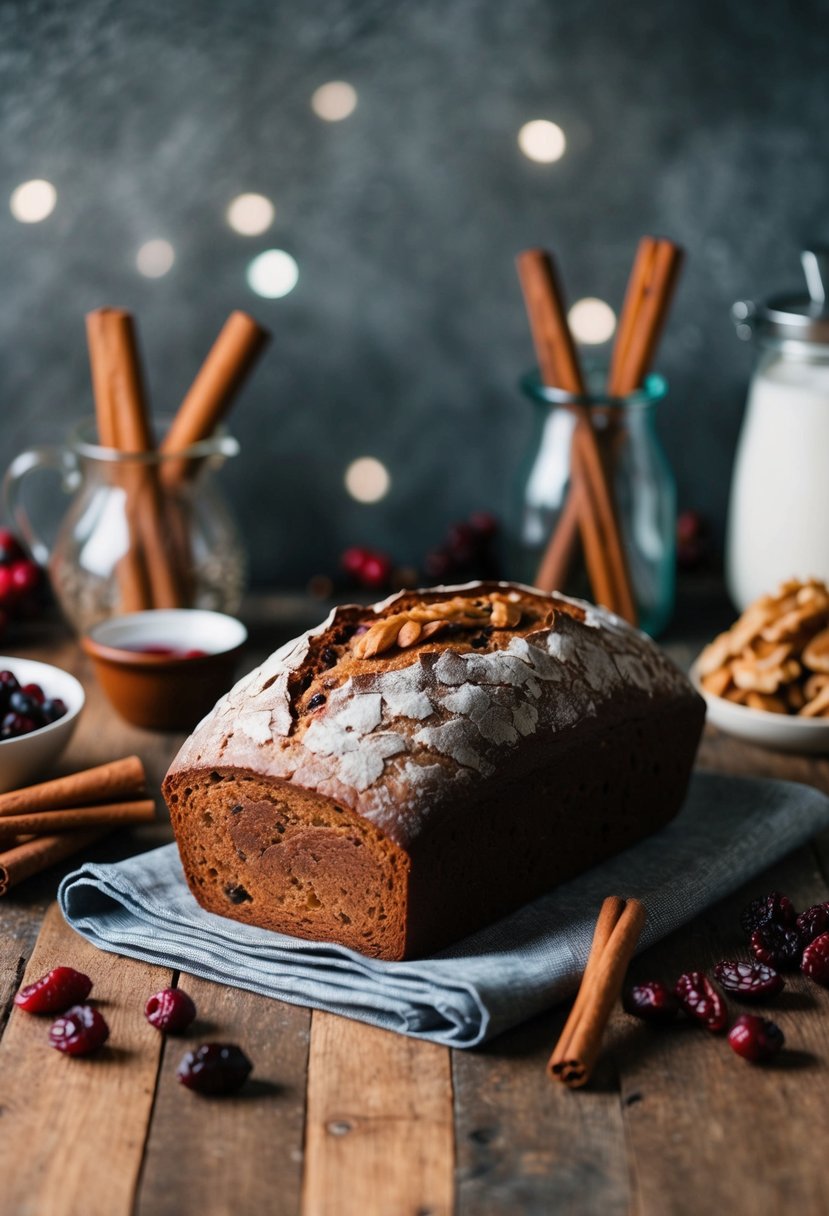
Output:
[517,237,684,623]
[0,756,154,894]
[85,308,270,613]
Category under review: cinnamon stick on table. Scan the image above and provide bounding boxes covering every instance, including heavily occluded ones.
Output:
[0,756,147,817]
[0,831,110,897]
[548,896,646,1088]
[0,800,156,844]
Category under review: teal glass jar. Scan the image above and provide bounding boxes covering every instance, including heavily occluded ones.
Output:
[511,368,676,637]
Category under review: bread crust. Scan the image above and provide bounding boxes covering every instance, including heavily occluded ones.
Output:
[163,582,705,958]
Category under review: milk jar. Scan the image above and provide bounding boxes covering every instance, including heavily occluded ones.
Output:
[726,250,829,610]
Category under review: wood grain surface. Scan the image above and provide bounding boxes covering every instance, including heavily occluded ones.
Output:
[0,594,828,1216]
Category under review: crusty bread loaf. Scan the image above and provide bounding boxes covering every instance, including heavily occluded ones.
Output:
[163,582,705,960]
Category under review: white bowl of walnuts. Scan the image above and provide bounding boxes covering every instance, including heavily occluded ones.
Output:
[692,578,829,754]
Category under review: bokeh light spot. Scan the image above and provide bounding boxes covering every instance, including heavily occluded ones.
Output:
[311,81,358,122]
[10,179,57,223]
[246,249,299,299]
[568,297,617,344]
[227,193,275,236]
[517,120,566,163]
[344,457,390,504]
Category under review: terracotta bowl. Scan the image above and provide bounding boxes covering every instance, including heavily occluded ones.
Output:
[81,609,248,732]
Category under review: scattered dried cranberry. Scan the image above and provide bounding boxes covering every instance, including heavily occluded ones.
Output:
[623,980,680,1025]
[740,891,797,937]
[176,1043,252,1095]
[49,1005,109,1055]
[145,987,197,1034]
[307,693,326,710]
[750,922,803,971]
[728,1014,784,1063]
[801,932,829,986]
[14,966,93,1014]
[796,903,829,946]
[674,971,728,1032]
[713,960,784,1001]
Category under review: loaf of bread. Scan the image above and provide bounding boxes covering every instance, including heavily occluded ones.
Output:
[163,582,705,960]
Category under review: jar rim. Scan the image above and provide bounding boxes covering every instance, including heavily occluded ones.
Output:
[68,415,240,464]
[520,368,668,409]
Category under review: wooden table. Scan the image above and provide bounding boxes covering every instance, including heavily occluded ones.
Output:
[1,593,828,1216]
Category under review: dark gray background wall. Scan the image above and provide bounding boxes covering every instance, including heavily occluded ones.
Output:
[1,0,827,587]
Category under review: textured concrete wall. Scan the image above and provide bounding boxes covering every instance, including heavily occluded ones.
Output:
[1,0,827,586]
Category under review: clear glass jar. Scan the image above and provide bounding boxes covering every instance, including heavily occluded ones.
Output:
[727,253,829,609]
[3,418,246,633]
[512,368,676,637]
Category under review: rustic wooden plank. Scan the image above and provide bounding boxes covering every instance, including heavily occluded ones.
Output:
[302,1012,455,1216]
[137,976,311,1216]
[0,902,171,1216]
[618,844,829,1216]
[453,1007,629,1216]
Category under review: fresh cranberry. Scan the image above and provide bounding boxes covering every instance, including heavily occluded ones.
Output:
[424,548,453,581]
[145,987,197,1034]
[750,922,803,971]
[20,682,45,705]
[801,932,829,986]
[674,971,728,1032]
[15,966,93,1014]
[0,669,20,698]
[176,1043,252,1094]
[49,1005,109,1055]
[0,528,24,564]
[728,1014,784,1063]
[468,511,499,539]
[0,567,15,604]
[713,960,785,1001]
[341,547,371,579]
[447,522,476,561]
[183,649,207,660]
[623,980,679,1025]
[9,559,39,597]
[740,891,797,937]
[1,712,38,738]
[9,691,42,720]
[41,698,67,724]
[358,552,392,589]
[796,903,829,946]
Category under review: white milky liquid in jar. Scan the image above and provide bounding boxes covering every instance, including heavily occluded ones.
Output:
[726,353,829,609]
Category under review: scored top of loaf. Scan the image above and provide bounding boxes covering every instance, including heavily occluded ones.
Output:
[166,582,700,846]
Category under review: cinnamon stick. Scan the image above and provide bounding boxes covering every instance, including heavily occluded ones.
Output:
[0,831,110,896]
[548,896,646,1088]
[86,310,152,612]
[612,239,683,396]
[606,236,658,395]
[517,250,635,620]
[161,311,270,487]
[0,800,155,844]
[0,756,146,818]
[86,309,187,609]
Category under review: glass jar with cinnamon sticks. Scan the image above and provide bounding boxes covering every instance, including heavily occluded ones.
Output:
[3,307,269,633]
[515,368,676,636]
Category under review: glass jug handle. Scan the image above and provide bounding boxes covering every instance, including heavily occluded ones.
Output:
[2,447,81,565]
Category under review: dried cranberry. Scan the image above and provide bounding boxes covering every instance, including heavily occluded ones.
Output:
[623,980,679,1025]
[796,903,829,946]
[307,693,326,710]
[801,932,829,986]
[176,1043,252,1095]
[320,647,338,669]
[14,966,93,1014]
[20,682,45,704]
[49,1005,109,1055]
[713,960,784,1001]
[41,698,67,724]
[674,971,728,1032]
[740,891,797,937]
[728,1014,784,1063]
[750,922,803,971]
[145,987,197,1034]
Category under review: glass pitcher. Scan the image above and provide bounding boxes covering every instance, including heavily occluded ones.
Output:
[3,418,247,633]
[512,368,676,637]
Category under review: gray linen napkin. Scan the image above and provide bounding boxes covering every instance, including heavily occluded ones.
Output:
[58,772,829,1048]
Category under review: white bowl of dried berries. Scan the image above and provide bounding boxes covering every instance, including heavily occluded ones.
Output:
[0,657,85,793]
